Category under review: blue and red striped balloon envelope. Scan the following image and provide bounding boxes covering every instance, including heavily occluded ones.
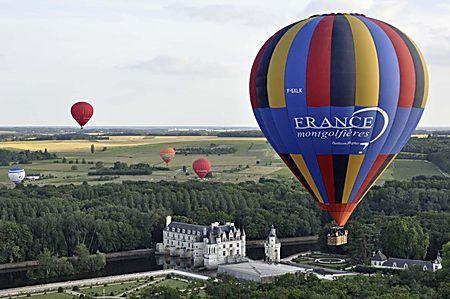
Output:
[250,13,428,226]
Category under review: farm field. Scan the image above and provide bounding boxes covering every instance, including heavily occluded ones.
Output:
[0,136,444,187]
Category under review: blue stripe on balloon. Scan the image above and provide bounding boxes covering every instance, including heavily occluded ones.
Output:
[271,108,300,152]
[391,107,424,153]
[284,17,330,204]
[380,107,411,154]
[253,108,281,153]
[348,17,401,203]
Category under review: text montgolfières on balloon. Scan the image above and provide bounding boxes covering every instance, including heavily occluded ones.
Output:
[250,13,428,226]
[192,158,211,179]
[71,101,94,128]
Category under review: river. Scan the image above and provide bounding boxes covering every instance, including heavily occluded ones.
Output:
[0,242,319,290]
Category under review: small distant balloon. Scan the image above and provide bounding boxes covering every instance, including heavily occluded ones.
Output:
[71,101,94,128]
[8,167,25,185]
[192,158,211,179]
[160,148,176,165]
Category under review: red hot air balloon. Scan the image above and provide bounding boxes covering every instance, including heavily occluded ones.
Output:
[192,158,211,179]
[160,147,176,165]
[250,13,428,242]
[71,102,94,128]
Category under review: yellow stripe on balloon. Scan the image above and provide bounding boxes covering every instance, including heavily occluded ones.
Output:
[267,19,311,108]
[345,15,379,107]
[290,154,324,203]
[342,155,364,203]
[411,40,429,108]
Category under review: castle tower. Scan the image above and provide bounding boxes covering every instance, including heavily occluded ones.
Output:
[264,225,281,262]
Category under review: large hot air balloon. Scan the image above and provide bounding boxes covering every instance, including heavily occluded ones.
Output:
[160,147,176,165]
[192,158,211,179]
[250,13,428,230]
[8,167,25,185]
[71,101,94,128]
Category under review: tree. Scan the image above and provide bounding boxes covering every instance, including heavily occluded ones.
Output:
[381,217,429,259]
[90,144,95,154]
[82,158,86,164]
[71,165,78,171]
[139,286,180,299]
[345,221,380,264]
[62,157,67,163]
[95,161,104,169]
[0,220,33,263]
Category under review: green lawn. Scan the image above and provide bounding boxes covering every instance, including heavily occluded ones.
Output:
[29,292,72,299]
[78,280,150,296]
[157,278,190,290]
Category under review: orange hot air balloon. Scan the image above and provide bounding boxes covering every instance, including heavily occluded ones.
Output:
[192,158,211,179]
[160,147,176,165]
[71,101,94,129]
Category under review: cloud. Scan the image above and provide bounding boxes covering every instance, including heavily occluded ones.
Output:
[164,3,284,27]
[120,55,233,77]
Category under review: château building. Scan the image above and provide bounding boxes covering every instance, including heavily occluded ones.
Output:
[371,250,442,272]
[264,225,281,262]
[156,216,246,269]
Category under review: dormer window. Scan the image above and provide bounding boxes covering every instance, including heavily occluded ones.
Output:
[392,262,397,268]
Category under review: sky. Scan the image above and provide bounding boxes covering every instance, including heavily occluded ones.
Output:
[0,0,449,127]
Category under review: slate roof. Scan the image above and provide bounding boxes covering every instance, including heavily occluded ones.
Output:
[372,250,387,261]
[382,258,433,270]
[167,221,206,233]
[166,221,241,243]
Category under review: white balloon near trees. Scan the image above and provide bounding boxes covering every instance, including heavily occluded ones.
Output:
[8,167,25,185]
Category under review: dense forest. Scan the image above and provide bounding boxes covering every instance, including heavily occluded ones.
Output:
[0,176,448,265]
[0,149,57,165]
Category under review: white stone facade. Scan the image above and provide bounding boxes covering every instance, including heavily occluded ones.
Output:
[156,216,246,269]
[264,225,281,263]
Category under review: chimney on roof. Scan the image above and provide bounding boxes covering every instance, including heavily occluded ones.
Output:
[211,222,219,227]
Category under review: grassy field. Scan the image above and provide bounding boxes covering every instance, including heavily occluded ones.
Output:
[0,136,444,187]
[28,292,72,299]
[78,279,151,296]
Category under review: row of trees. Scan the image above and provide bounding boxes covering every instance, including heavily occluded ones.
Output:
[174,144,237,155]
[0,149,57,165]
[88,161,154,176]
[0,176,447,265]
[28,244,106,280]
